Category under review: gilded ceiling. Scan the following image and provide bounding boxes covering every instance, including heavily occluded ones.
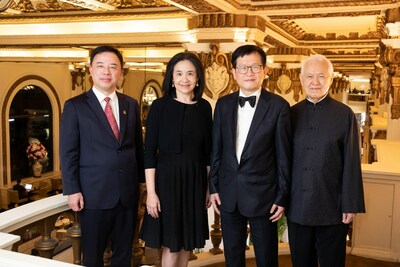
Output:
[1,0,400,76]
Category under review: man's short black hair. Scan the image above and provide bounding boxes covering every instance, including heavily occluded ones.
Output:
[90,46,124,68]
[231,44,267,68]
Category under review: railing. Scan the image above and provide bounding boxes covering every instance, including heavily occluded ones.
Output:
[0,185,290,266]
[0,194,80,266]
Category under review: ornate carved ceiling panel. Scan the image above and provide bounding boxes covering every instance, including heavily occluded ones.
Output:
[164,0,222,13]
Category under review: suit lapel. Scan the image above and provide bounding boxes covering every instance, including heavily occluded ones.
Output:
[117,93,128,143]
[242,89,271,153]
[229,92,239,152]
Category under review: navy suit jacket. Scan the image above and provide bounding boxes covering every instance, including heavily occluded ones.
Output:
[60,89,144,209]
[209,89,292,217]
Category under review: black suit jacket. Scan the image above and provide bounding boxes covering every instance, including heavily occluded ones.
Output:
[209,89,292,217]
[60,89,144,209]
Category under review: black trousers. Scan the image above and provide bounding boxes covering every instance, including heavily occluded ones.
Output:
[80,202,137,267]
[288,220,349,267]
[220,206,278,267]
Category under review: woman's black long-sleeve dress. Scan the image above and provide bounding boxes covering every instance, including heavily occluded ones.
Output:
[140,96,212,252]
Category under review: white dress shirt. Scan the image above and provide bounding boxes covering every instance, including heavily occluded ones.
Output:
[236,89,261,163]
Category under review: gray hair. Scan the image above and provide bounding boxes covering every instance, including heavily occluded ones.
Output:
[301,54,334,75]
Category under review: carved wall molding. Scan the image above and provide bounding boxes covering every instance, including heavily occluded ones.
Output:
[190,14,266,32]
[161,0,221,13]
[331,76,350,94]
[377,44,400,119]
[198,43,237,99]
[273,18,387,42]
[386,7,400,23]
[0,0,13,12]
[390,65,400,119]
[269,11,381,20]
[7,0,172,12]
[267,65,302,102]
[381,45,400,64]
[225,0,399,12]
[116,0,171,9]
[268,47,310,56]
[320,49,377,56]
[370,67,381,96]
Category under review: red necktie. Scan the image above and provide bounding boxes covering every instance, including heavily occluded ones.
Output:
[104,97,120,141]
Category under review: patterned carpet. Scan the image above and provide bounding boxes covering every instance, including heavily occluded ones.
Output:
[206,254,400,267]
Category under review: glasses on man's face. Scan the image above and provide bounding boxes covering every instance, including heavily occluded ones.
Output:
[236,65,263,74]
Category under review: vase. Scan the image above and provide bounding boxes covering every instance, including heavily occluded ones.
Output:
[32,160,43,177]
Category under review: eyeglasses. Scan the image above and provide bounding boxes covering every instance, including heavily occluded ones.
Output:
[236,65,263,74]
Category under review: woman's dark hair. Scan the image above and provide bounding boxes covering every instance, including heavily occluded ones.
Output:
[90,45,124,68]
[162,52,205,101]
[231,44,267,68]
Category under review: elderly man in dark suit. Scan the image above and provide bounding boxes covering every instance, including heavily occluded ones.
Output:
[209,44,292,267]
[287,54,365,267]
[60,45,144,267]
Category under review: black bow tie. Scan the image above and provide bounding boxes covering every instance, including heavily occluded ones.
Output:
[238,96,256,108]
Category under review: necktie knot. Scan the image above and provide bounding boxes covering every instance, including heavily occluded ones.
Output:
[104,96,111,103]
[238,96,256,108]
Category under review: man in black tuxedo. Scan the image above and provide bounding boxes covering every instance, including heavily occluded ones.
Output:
[209,44,291,267]
[287,54,365,267]
[60,46,144,267]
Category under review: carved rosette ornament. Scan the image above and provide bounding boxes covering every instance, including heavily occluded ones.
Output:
[379,45,400,119]
[199,43,237,99]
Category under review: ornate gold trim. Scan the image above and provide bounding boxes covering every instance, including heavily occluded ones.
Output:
[189,14,266,31]
[224,0,399,11]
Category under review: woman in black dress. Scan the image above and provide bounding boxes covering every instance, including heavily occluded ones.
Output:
[140,52,212,266]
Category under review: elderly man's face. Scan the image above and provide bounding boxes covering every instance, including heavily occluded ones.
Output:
[300,59,333,103]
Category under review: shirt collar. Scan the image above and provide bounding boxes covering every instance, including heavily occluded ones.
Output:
[239,88,262,98]
[306,91,329,104]
[92,87,117,103]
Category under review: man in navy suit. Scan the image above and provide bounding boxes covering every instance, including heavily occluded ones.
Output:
[209,45,291,267]
[60,45,144,267]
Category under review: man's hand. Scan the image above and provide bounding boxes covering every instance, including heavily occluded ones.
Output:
[67,193,84,212]
[209,193,221,215]
[269,204,285,222]
[342,213,355,224]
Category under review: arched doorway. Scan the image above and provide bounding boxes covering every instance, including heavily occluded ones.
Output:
[9,85,53,180]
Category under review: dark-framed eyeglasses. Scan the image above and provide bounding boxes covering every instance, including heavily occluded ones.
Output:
[236,65,263,74]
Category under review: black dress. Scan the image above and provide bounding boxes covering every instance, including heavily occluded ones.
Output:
[140,100,210,252]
